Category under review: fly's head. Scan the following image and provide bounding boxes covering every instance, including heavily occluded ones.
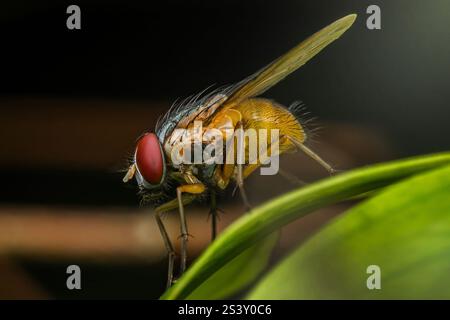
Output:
[123,132,173,205]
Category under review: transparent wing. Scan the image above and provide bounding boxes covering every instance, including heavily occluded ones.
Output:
[224,14,356,106]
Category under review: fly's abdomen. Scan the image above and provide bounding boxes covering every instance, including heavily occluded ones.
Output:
[233,98,306,155]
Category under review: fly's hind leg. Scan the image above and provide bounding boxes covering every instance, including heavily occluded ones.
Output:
[286,136,336,175]
[176,183,206,275]
[278,168,307,186]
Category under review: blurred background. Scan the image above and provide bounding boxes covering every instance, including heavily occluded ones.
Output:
[0,0,449,298]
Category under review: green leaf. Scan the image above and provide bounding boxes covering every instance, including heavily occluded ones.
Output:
[185,231,279,300]
[161,152,450,299]
[247,164,450,299]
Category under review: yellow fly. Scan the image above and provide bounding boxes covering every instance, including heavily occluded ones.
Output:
[123,14,357,287]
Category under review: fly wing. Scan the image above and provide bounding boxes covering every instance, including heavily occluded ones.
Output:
[157,14,356,139]
[219,14,356,107]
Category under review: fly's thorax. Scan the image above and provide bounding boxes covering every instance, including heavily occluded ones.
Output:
[163,122,225,168]
[164,125,199,168]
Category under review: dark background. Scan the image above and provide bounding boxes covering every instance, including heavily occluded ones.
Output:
[0,0,449,298]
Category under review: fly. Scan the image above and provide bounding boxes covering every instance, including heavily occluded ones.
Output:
[123,14,357,288]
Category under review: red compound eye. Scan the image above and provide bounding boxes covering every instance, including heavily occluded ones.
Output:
[135,133,164,185]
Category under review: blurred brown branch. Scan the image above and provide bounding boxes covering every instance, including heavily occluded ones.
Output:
[0,98,167,170]
[0,206,217,262]
[0,203,351,262]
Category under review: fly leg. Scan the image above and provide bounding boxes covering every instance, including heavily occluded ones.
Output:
[209,190,218,241]
[235,121,252,210]
[176,183,205,275]
[236,162,251,211]
[210,109,251,209]
[286,136,336,175]
[278,168,307,186]
[154,211,176,288]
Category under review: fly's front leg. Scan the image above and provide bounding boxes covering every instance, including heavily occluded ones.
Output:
[153,211,176,288]
[176,183,205,275]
